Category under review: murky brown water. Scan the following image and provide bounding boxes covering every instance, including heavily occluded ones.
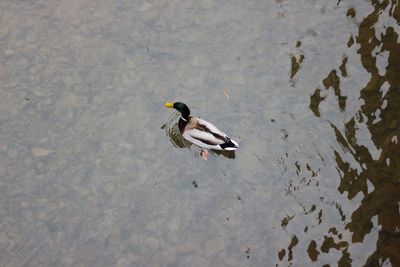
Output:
[0,0,399,266]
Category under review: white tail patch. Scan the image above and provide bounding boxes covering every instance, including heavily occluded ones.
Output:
[223,146,237,151]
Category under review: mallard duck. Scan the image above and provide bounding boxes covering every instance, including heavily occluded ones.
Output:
[164,102,238,159]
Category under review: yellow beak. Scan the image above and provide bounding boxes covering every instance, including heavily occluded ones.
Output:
[164,102,174,108]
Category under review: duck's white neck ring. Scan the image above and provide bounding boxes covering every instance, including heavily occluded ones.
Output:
[180,116,187,122]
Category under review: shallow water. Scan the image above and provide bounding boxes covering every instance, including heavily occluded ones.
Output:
[1,0,399,266]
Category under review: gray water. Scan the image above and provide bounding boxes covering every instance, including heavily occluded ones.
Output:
[1,0,399,266]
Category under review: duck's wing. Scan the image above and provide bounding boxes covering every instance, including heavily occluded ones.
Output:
[196,118,239,150]
[182,118,238,150]
[197,118,229,138]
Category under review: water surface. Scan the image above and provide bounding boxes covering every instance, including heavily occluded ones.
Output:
[0,0,399,266]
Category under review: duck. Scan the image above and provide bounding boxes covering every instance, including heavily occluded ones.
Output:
[164,102,238,159]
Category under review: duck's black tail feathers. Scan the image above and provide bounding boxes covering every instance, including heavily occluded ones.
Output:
[219,139,239,151]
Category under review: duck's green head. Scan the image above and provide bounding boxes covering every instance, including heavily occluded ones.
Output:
[164,102,190,120]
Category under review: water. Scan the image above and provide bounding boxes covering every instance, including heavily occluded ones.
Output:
[1,0,399,266]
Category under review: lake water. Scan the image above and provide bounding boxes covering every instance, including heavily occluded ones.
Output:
[1,0,399,266]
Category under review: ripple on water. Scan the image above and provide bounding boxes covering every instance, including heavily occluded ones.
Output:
[162,111,190,149]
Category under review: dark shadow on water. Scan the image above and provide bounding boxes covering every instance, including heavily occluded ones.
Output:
[310,1,400,266]
[212,149,235,159]
[161,112,236,159]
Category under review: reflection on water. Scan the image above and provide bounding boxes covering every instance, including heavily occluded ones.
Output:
[310,0,400,266]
